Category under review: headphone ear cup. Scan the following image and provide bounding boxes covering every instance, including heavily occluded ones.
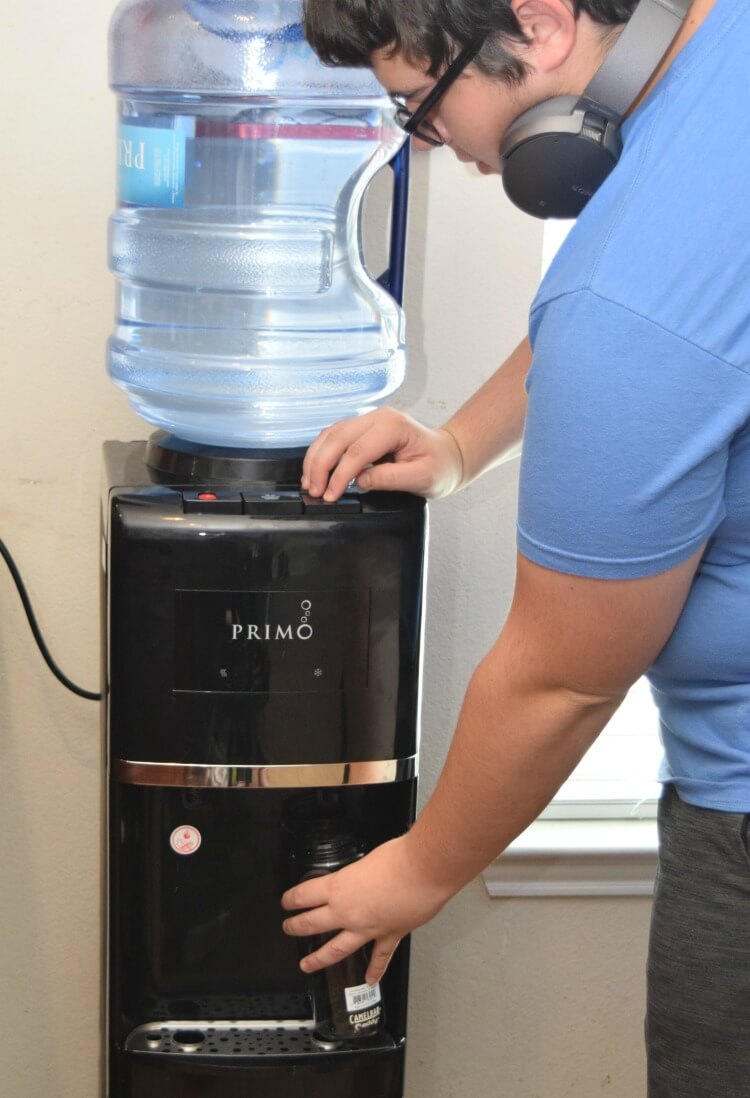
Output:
[495,0,688,218]
[500,103,622,219]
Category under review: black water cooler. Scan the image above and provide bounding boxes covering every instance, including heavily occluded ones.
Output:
[103,434,426,1098]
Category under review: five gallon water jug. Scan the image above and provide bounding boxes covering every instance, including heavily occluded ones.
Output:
[108,0,408,447]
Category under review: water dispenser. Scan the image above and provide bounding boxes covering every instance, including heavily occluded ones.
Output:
[103,5,425,1098]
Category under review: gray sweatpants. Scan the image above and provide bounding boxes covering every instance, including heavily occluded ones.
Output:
[647,784,750,1096]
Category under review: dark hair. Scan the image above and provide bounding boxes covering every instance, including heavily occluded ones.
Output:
[304,0,637,84]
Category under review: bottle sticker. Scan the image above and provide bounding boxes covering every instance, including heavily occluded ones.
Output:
[170,825,202,855]
[118,123,186,208]
[344,981,381,1013]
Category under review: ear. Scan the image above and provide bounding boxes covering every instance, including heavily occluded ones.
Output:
[511,0,577,74]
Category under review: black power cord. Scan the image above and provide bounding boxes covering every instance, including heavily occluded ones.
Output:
[0,537,101,702]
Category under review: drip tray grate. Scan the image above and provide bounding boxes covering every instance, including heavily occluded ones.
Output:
[125,1020,395,1058]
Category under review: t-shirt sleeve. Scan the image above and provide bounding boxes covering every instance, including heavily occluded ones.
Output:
[517,289,750,579]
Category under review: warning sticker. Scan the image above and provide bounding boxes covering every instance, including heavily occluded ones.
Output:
[170,825,202,856]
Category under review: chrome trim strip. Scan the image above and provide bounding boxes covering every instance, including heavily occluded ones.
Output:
[114,756,417,788]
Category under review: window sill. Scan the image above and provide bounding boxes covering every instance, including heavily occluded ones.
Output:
[482,818,658,899]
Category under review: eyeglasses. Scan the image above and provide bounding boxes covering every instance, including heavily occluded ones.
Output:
[392,39,485,148]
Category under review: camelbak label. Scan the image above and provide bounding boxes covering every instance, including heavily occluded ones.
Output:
[344,982,381,1013]
[118,123,186,208]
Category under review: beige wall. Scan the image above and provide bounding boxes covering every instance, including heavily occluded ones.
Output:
[0,2,651,1095]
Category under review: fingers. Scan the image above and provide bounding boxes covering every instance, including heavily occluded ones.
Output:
[290,926,402,981]
[281,877,330,912]
[305,412,401,500]
[298,930,369,973]
[278,838,423,978]
[356,458,427,495]
[282,904,340,939]
[303,411,410,501]
[302,417,372,498]
[366,935,401,983]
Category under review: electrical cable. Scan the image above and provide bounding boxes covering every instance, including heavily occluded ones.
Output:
[0,537,101,702]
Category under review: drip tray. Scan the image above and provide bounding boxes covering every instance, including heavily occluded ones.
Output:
[125,1020,396,1058]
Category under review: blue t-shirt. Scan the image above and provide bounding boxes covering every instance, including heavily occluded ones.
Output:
[517,0,750,810]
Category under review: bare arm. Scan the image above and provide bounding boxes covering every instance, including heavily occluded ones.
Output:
[442,335,530,489]
[302,336,531,501]
[282,545,703,978]
[406,545,701,892]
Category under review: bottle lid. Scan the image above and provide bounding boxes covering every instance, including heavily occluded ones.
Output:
[292,819,361,869]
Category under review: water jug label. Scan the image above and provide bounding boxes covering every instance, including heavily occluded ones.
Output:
[344,982,381,1013]
[118,123,186,208]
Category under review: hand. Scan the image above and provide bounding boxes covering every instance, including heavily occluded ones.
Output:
[301,408,464,502]
[281,835,451,982]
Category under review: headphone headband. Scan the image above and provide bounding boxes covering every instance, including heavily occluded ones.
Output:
[581,0,691,123]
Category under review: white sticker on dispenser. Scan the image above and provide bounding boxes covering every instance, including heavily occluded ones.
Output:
[344,982,381,1013]
[170,825,202,855]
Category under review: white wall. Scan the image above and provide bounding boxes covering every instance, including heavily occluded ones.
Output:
[0,3,651,1096]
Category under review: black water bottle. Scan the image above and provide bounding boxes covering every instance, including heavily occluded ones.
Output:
[293,824,385,1043]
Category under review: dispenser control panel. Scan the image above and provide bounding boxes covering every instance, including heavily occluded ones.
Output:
[174,589,370,694]
[181,490,363,516]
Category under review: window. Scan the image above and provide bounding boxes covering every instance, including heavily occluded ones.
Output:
[545,679,661,819]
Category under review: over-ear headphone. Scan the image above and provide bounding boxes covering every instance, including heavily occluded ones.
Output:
[499,0,690,219]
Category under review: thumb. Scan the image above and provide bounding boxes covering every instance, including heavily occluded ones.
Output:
[356,459,427,495]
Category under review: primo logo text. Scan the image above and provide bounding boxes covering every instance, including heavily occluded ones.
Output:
[119,138,145,171]
[230,599,313,642]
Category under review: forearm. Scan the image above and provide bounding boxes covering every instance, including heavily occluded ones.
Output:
[407,643,623,897]
[281,552,700,979]
[442,336,531,489]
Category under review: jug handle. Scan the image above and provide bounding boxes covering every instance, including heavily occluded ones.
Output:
[377,142,411,307]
